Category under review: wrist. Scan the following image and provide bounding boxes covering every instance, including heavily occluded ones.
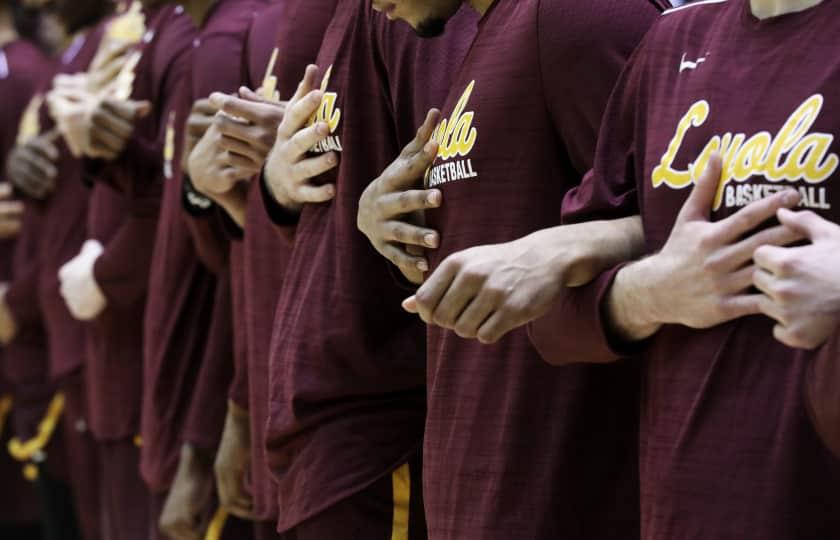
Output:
[606,257,664,342]
[264,168,302,215]
[181,443,214,470]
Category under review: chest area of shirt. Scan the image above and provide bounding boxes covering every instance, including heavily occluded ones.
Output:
[642,69,840,243]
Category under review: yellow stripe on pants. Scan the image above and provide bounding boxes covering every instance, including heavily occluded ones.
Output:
[391,463,411,540]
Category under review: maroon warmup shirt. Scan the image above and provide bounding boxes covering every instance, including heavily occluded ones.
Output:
[419,1,657,538]
[6,32,101,437]
[139,76,213,492]
[532,1,840,537]
[235,0,335,521]
[1,39,53,405]
[263,2,475,531]
[37,26,110,387]
[0,38,51,525]
[180,0,266,455]
[84,6,194,442]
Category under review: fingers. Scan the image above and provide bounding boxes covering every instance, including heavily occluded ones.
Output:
[222,153,262,176]
[677,152,722,222]
[291,151,338,182]
[753,244,794,277]
[413,261,459,324]
[191,97,218,117]
[277,90,323,141]
[294,181,337,204]
[709,224,804,272]
[386,140,438,192]
[0,200,24,219]
[213,92,284,125]
[777,208,837,241]
[92,103,135,140]
[218,133,266,164]
[104,98,152,121]
[711,189,800,245]
[289,64,319,104]
[402,296,419,313]
[401,108,441,157]
[287,121,329,159]
[0,183,12,199]
[716,293,764,323]
[452,289,498,339]
[477,310,517,345]
[753,268,782,304]
[378,189,442,222]
[380,243,429,274]
[381,218,439,249]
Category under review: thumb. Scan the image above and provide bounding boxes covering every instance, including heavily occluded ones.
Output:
[677,152,722,223]
[777,208,834,241]
[133,100,152,118]
[402,296,419,313]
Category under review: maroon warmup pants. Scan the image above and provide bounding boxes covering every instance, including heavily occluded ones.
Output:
[281,456,426,540]
[255,520,282,540]
[100,439,151,540]
[60,372,102,540]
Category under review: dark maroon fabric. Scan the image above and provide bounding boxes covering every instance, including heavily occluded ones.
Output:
[419,2,656,538]
[239,0,335,521]
[182,270,233,451]
[58,372,102,540]
[141,0,263,492]
[99,439,150,540]
[84,6,194,442]
[284,455,424,540]
[36,30,104,383]
[2,39,57,396]
[140,77,216,493]
[807,334,840,458]
[264,3,475,531]
[180,0,267,455]
[0,415,40,525]
[537,1,840,537]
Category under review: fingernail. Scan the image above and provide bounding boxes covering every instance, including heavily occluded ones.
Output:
[424,234,437,248]
[310,92,322,104]
[426,191,441,206]
[327,153,337,165]
[417,260,428,272]
[424,141,435,155]
[318,123,329,136]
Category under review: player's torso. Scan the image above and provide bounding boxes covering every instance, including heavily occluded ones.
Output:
[632,4,840,537]
[424,0,574,270]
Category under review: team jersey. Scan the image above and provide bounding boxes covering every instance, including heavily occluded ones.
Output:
[534,0,840,537]
[83,5,194,442]
[263,1,476,530]
[235,0,337,521]
[419,1,658,538]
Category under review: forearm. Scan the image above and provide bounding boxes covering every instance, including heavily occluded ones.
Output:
[553,215,644,287]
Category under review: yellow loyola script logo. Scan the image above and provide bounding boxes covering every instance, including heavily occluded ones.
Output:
[427,80,479,187]
[309,65,342,152]
[652,94,838,210]
[432,80,477,160]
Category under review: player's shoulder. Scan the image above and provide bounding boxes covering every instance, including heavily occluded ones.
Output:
[658,0,731,27]
[536,0,661,35]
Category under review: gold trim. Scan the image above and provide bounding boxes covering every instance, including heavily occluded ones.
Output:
[8,393,65,462]
[204,507,228,540]
[391,463,411,540]
[0,395,12,439]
